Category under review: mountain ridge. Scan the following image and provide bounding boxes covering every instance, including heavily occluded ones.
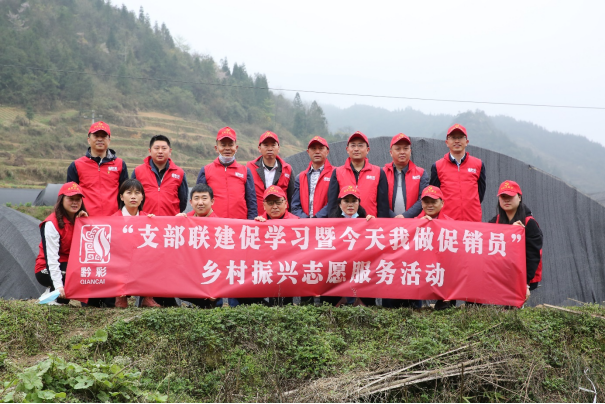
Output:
[322,104,603,193]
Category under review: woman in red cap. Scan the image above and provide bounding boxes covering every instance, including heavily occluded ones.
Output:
[326,185,374,307]
[112,179,160,308]
[35,182,88,305]
[488,180,543,299]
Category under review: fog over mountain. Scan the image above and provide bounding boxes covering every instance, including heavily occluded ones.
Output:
[322,104,605,196]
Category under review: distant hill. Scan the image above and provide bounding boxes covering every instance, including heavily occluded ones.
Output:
[0,0,331,187]
[322,104,605,194]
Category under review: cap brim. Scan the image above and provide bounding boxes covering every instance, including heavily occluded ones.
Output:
[260,139,279,145]
[497,190,518,196]
[422,195,441,200]
[308,140,328,148]
[348,135,368,144]
[391,138,411,146]
[217,135,236,141]
[447,129,467,137]
[89,130,109,136]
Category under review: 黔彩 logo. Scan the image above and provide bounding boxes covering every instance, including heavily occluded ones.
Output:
[79,225,111,264]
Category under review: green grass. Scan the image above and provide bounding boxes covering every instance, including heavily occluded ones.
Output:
[1,301,604,402]
[8,205,53,221]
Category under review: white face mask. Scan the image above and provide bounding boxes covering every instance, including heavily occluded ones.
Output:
[218,152,236,165]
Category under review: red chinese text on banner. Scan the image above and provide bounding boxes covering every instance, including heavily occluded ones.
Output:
[65,217,527,307]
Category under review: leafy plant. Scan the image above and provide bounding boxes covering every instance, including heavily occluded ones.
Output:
[1,355,167,403]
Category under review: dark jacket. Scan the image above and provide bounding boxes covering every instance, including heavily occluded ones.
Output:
[489,204,543,285]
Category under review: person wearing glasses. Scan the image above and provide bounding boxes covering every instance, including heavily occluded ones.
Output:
[254,185,299,221]
[429,123,486,222]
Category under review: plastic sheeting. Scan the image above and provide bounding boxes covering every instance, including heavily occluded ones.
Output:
[34,184,62,207]
[0,205,45,299]
[286,137,605,306]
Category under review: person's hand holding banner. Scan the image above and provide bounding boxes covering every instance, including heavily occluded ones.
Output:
[66,216,527,307]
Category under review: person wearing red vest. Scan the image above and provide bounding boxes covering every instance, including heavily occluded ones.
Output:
[291,136,333,218]
[383,133,429,219]
[66,121,129,217]
[132,135,188,216]
[247,131,295,216]
[111,179,159,308]
[415,186,456,311]
[195,127,257,219]
[429,123,486,222]
[488,180,543,301]
[415,186,454,221]
[35,182,89,305]
[176,183,220,218]
[326,131,390,218]
[254,185,299,221]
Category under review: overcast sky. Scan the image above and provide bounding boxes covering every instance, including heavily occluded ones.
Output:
[119,0,605,145]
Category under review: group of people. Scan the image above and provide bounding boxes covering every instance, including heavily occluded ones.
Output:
[35,121,543,309]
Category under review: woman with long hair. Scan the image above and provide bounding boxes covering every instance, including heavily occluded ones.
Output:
[113,179,159,308]
[488,180,543,301]
[35,182,88,305]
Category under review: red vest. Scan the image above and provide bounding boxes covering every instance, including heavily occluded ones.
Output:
[134,157,185,216]
[204,158,248,219]
[434,153,483,222]
[298,160,333,217]
[187,210,219,218]
[261,211,299,220]
[247,156,293,216]
[335,158,381,217]
[74,156,124,216]
[526,216,543,283]
[496,214,543,284]
[35,213,74,273]
[415,210,454,220]
[383,161,425,212]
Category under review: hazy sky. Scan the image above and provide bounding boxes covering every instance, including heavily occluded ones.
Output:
[119,0,605,144]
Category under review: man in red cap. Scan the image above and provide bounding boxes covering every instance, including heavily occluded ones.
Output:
[429,124,486,222]
[326,131,389,218]
[247,131,294,216]
[291,136,333,218]
[383,133,429,219]
[66,121,128,216]
[133,135,188,216]
[255,185,299,221]
[196,127,257,219]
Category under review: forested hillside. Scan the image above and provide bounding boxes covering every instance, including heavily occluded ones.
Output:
[0,0,330,186]
[323,104,605,194]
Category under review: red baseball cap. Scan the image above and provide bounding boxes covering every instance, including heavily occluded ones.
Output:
[308,136,329,149]
[263,185,287,200]
[338,185,361,200]
[59,182,85,197]
[347,131,369,146]
[446,123,467,139]
[88,121,111,137]
[390,133,411,147]
[217,126,236,142]
[497,180,522,196]
[421,185,444,200]
[259,131,279,145]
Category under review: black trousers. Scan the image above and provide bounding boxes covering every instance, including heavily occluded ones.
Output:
[35,262,115,307]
